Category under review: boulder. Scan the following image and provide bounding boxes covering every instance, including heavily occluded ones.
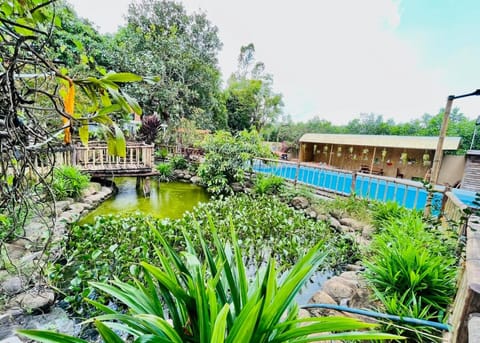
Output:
[1,277,23,296]
[190,176,202,184]
[322,277,356,302]
[10,288,55,312]
[339,217,363,231]
[291,196,309,209]
[329,217,341,230]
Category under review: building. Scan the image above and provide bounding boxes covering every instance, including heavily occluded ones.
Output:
[299,133,462,183]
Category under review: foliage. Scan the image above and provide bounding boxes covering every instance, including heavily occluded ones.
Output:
[105,0,226,130]
[24,225,401,343]
[198,129,274,195]
[225,43,283,132]
[169,155,188,170]
[48,193,357,314]
[313,195,373,224]
[363,208,458,341]
[51,166,90,200]
[253,174,285,195]
[137,114,162,144]
[155,162,174,182]
[155,147,169,160]
[370,201,416,230]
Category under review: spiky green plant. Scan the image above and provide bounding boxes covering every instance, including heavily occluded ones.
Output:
[19,222,401,342]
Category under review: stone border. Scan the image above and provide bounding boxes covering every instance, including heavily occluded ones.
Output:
[0,182,113,341]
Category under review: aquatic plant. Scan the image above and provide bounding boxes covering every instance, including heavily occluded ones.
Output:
[22,226,401,342]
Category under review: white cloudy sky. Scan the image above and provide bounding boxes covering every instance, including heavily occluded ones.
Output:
[68,0,480,124]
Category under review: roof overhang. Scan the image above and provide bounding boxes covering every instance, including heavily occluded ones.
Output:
[299,134,461,151]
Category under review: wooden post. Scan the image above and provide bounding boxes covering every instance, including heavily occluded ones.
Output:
[369,146,376,174]
[328,145,334,166]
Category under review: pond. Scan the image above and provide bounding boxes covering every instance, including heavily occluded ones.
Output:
[79,177,210,224]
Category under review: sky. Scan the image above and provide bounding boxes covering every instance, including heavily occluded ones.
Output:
[68,0,480,125]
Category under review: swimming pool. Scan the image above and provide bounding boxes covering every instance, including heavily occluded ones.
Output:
[253,159,474,211]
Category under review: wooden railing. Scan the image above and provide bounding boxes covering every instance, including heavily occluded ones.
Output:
[70,143,154,174]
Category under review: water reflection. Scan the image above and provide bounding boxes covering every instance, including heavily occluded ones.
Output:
[80,177,210,224]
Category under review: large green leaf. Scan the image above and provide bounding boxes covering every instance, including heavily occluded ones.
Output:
[103,72,143,83]
[16,330,88,343]
[94,320,124,343]
[211,304,230,343]
[78,120,89,146]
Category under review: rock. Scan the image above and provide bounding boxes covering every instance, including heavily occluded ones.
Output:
[322,277,356,302]
[339,271,360,280]
[336,275,359,289]
[54,200,74,215]
[298,309,311,320]
[329,217,341,230]
[291,196,309,209]
[190,176,202,184]
[3,243,26,261]
[183,173,192,180]
[309,290,337,305]
[57,211,79,224]
[231,182,244,193]
[339,217,363,230]
[1,277,23,295]
[82,182,102,197]
[306,208,318,219]
[362,225,375,239]
[173,170,184,178]
[339,225,353,234]
[317,214,328,222]
[68,203,89,213]
[10,288,55,312]
[23,307,78,337]
[345,264,364,272]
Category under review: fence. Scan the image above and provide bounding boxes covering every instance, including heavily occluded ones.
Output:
[253,158,442,211]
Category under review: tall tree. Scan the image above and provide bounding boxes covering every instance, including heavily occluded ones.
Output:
[225,43,283,132]
[105,0,226,130]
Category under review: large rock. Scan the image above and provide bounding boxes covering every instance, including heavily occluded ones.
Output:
[339,217,364,231]
[190,176,202,185]
[322,277,356,302]
[10,288,55,312]
[1,277,23,296]
[291,196,309,209]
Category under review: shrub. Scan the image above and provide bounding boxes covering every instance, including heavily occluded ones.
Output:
[198,129,274,195]
[155,162,173,182]
[170,154,188,170]
[254,174,284,195]
[155,147,168,160]
[51,166,90,200]
[363,209,458,341]
[22,227,401,343]
[137,114,162,144]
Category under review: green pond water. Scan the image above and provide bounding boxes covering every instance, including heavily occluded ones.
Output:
[79,177,210,225]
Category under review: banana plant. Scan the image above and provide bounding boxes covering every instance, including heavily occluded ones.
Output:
[18,220,403,342]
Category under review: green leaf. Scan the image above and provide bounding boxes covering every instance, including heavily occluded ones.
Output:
[211,304,229,343]
[79,122,89,146]
[114,124,126,158]
[103,72,143,83]
[94,320,124,343]
[16,330,88,343]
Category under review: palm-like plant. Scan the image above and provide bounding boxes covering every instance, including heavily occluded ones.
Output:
[19,221,401,342]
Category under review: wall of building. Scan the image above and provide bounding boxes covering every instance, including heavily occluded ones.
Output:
[301,143,435,180]
[439,155,466,187]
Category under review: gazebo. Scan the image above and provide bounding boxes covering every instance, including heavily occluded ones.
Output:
[298,133,461,180]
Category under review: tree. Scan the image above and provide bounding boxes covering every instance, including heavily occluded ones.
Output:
[105,0,226,130]
[0,0,144,244]
[197,129,273,195]
[225,44,283,132]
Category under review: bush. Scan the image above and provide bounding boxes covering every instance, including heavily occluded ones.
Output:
[198,129,274,195]
[51,166,90,200]
[254,174,284,195]
[170,154,188,170]
[155,162,173,181]
[363,209,458,341]
[155,147,168,160]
